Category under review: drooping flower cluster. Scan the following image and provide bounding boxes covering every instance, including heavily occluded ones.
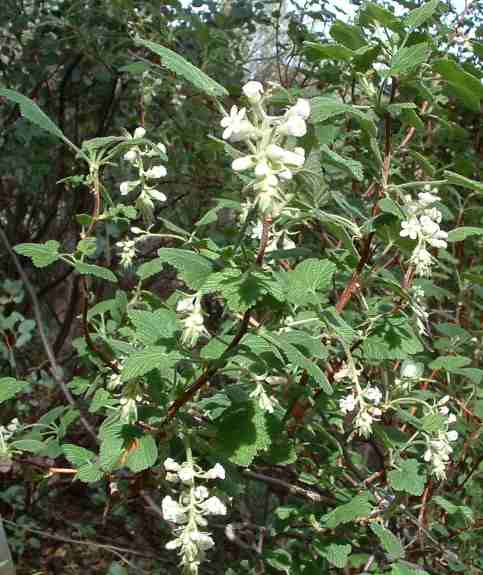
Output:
[120,126,168,221]
[220,81,310,217]
[0,418,20,456]
[339,385,384,437]
[423,396,458,480]
[162,458,227,574]
[249,374,278,413]
[399,185,448,277]
[250,220,296,253]
[177,294,209,347]
[116,239,137,268]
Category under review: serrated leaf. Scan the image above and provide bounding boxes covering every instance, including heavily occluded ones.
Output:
[323,493,372,528]
[11,440,45,453]
[0,377,29,403]
[126,435,158,472]
[76,462,103,483]
[428,355,470,370]
[361,3,402,31]
[391,562,430,575]
[389,43,430,76]
[121,347,174,381]
[433,60,483,112]
[379,198,404,217]
[216,402,271,466]
[14,241,60,268]
[62,444,96,467]
[136,39,228,97]
[320,543,352,568]
[447,227,483,242]
[320,145,363,181]
[265,548,292,573]
[99,425,124,471]
[444,170,483,193]
[330,21,367,50]
[304,41,354,61]
[75,262,117,283]
[405,0,439,29]
[388,459,425,496]
[370,524,405,560]
[128,309,178,343]
[0,88,66,141]
[138,248,213,289]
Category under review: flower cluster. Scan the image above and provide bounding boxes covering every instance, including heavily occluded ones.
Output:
[400,185,448,277]
[162,458,227,574]
[177,294,208,347]
[250,220,296,253]
[423,396,458,480]
[120,126,168,221]
[249,374,278,413]
[0,418,20,456]
[116,239,137,268]
[220,81,310,217]
[340,386,383,437]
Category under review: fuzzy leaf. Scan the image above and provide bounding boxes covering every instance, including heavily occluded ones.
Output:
[444,170,483,193]
[388,459,426,496]
[405,0,439,29]
[126,435,158,472]
[389,43,430,76]
[127,309,178,343]
[75,262,118,283]
[137,39,228,97]
[121,347,176,381]
[434,60,483,112]
[370,523,405,560]
[62,444,97,467]
[321,543,352,568]
[323,493,373,528]
[0,377,29,403]
[447,227,483,242]
[14,241,60,268]
[320,145,363,181]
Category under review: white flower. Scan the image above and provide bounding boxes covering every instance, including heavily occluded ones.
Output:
[242,81,264,103]
[249,382,276,413]
[340,394,356,414]
[410,245,433,276]
[164,458,180,472]
[447,429,458,442]
[355,409,377,437]
[419,215,440,237]
[288,98,311,120]
[400,360,423,380]
[123,149,137,162]
[255,159,271,178]
[162,495,188,524]
[266,144,287,161]
[400,217,421,240]
[157,142,167,154]
[190,531,215,551]
[232,155,254,171]
[426,229,448,249]
[177,295,197,313]
[205,463,225,480]
[120,180,139,195]
[201,496,227,516]
[279,114,307,137]
[178,464,196,483]
[281,148,305,167]
[116,239,136,268]
[448,413,457,424]
[194,486,210,500]
[134,126,146,139]
[145,165,167,179]
[418,191,439,206]
[364,386,382,405]
[181,310,207,346]
[146,188,167,202]
[220,105,247,140]
[165,538,182,550]
[250,221,264,240]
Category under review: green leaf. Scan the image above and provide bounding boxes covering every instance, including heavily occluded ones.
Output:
[370,524,405,560]
[99,424,124,471]
[75,262,118,283]
[389,43,430,76]
[304,41,354,61]
[136,39,228,97]
[0,377,29,403]
[360,3,402,31]
[444,170,483,193]
[126,435,158,472]
[138,248,213,289]
[428,355,471,370]
[121,347,175,382]
[388,459,426,496]
[330,21,367,50]
[391,562,430,575]
[62,444,97,467]
[216,402,271,466]
[320,145,363,181]
[379,198,404,218]
[14,241,60,268]
[265,549,292,573]
[128,309,178,343]
[433,59,483,112]
[11,439,45,453]
[0,88,66,142]
[320,543,352,568]
[323,493,373,528]
[447,227,483,242]
[405,0,439,29]
[310,98,376,136]
[286,258,337,302]
[76,462,103,483]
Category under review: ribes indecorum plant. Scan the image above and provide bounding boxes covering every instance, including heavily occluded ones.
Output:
[1,1,483,573]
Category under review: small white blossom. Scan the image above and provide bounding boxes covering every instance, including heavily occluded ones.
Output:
[134,126,146,139]
[220,105,247,140]
[340,394,356,414]
[164,458,181,472]
[177,295,197,313]
[364,386,382,405]
[201,496,227,516]
[205,463,225,480]
[162,495,188,524]
[194,486,210,500]
[279,114,307,137]
[250,382,276,413]
[190,531,215,551]
[120,180,139,195]
[116,239,136,268]
[123,149,137,162]
[178,464,196,483]
[232,155,254,171]
[400,217,421,240]
[145,165,167,179]
[242,81,264,103]
[288,98,311,120]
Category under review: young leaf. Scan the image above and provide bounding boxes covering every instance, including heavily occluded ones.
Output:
[389,43,430,76]
[320,543,352,568]
[0,377,29,403]
[121,347,177,382]
[388,459,426,496]
[433,60,483,112]
[136,39,228,97]
[126,435,158,472]
[75,262,118,283]
[370,523,405,560]
[405,0,439,29]
[14,241,60,268]
[320,145,364,181]
[62,444,97,467]
[323,493,373,528]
